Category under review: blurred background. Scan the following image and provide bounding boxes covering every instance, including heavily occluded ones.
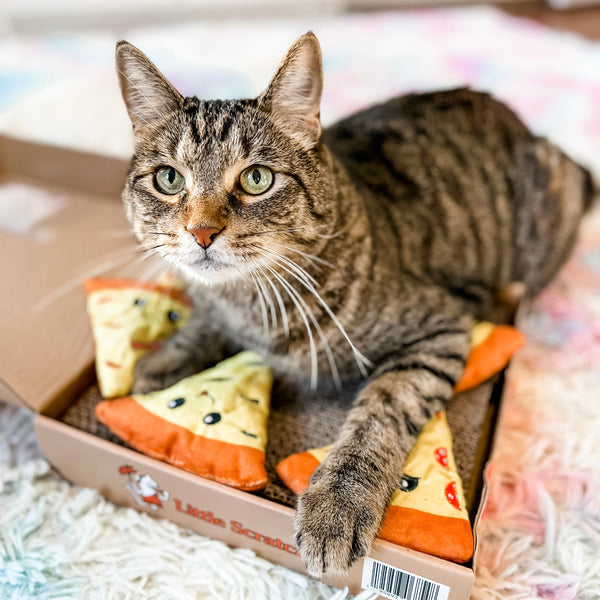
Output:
[1,1,600,173]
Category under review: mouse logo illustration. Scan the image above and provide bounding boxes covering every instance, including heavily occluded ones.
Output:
[119,465,169,510]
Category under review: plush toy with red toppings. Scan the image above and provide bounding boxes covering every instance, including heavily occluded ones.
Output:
[377,411,472,562]
[277,320,525,562]
[278,410,473,563]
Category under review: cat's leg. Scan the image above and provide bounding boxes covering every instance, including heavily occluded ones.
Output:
[294,316,472,577]
[132,310,233,394]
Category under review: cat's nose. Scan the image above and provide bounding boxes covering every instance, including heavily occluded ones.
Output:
[187,226,223,249]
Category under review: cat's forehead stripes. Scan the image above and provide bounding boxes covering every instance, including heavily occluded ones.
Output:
[177,98,258,157]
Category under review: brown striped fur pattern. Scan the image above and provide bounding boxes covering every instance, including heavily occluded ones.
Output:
[116,34,593,577]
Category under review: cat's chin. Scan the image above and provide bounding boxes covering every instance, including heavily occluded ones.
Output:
[177,262,247,287]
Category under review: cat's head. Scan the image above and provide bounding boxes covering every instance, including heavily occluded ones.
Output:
[116,33,334,286]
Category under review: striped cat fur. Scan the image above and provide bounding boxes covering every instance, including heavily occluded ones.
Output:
[115,33,593,577]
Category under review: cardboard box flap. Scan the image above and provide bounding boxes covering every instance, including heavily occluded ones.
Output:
[0,136,138,416]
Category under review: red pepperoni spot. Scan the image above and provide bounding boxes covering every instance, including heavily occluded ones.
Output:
[445,481,461,510]
[434,447,449,469]
[119,465,135,475]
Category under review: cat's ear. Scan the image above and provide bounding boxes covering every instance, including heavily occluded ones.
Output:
[115,41,183,132]
[259,32,323,149]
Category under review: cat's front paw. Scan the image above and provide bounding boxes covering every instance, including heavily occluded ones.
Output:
[294,470,384,578]
[132,347,197,394]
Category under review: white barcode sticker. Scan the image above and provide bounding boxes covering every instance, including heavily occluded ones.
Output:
[361,558,450,600]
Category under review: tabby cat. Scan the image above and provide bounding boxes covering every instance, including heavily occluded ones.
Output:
[115,33,592,576]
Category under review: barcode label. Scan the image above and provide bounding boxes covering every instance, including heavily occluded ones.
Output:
[361,558,450,600]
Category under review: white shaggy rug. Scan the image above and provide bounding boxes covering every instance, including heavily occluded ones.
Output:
[0,403,375,599]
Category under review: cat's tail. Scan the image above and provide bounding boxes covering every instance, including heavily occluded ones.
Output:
[583,166,598,214]
[510,139,593,298]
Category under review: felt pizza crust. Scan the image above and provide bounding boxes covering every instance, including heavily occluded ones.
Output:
[276,445,332,496]
[85,277,192,398]
[96,352,272,491]
[454,322,525,393]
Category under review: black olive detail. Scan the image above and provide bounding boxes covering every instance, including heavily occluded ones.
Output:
[168,310,180,323]
[167,397,185,409]
[203,412,221,425]
[134,298,147,307]
[399,474,420,492]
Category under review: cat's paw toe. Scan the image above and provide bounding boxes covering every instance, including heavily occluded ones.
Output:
[131,373,165,395]
[131,350,187,394]
[294,479,379,578]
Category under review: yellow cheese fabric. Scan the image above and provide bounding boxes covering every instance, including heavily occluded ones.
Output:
[131,352,272,452]
[470,321,495,348]
[86,284,191,397]
[388,411,468,519]
[308,444,333,463]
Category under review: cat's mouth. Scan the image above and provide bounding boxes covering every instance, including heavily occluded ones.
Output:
[177,253,249,285]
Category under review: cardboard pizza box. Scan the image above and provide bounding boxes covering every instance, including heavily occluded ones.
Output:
[0,134,505,599]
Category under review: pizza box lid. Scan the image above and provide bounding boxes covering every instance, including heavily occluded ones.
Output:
[0,135,141,416]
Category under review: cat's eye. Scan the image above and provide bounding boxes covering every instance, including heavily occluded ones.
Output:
[154,166,185,195]
[167,310,180,323]
[239,166,273,195]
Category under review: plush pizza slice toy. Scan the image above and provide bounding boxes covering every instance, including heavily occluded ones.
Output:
[278,412,472,563]
[96,351,272,491]
[377,411,472,562]
[84,275,192,398]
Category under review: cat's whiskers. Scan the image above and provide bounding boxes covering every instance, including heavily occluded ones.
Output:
[137,253,175,282]
[270,242,337,271]
[260,247,318,288]
[139,236,179,265]
[260,262,319,390]
[256,264,290,338]
[239,227,307,239]
[315,227,346,240]
[263,260,342,390]
[260,250,372,377]
[249,271,270,335]
[33,246,144,313]
[253,268,278,330]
